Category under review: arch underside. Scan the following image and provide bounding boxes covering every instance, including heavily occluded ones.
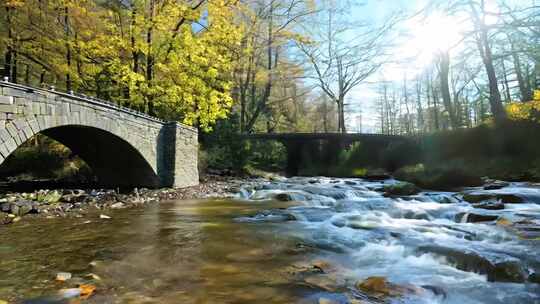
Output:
[3,125,160,188]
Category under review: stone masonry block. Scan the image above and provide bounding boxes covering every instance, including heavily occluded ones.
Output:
[0,104,17,113]
[0,96,14,104]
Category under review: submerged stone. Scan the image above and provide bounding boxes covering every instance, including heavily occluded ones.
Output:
[274,193,295,201]
[383,182,420,196]
[462,193,523,204]
[417,245,527,283]
[529,272,540,284]
[355,276,422,298]
[472,201,505,210]
[483,182,509,190]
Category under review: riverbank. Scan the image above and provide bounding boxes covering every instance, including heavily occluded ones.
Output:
[0,174,266,225]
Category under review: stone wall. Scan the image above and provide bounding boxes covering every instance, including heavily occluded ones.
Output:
[0,82,198,188]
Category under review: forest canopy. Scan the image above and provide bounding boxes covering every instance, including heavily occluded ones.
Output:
[1,0,539,133]
[1,0,242,130]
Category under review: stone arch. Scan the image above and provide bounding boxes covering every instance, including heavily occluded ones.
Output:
[0,83,199,188]
[0,119,160,188]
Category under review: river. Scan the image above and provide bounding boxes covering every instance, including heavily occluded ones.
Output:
[0,177,539,303]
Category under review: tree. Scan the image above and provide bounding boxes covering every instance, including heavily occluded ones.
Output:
[233,0,313,133]
[0,0,243,131]
[298,0,396,133]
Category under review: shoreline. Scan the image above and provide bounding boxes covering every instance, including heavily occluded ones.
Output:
[0,175,263,225]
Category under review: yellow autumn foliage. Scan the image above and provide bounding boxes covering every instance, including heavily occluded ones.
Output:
[2,0,242,131]
[506,90,540,123]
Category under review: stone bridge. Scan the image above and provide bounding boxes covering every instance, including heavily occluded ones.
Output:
[243,133,408,176]
[0,81,198,188]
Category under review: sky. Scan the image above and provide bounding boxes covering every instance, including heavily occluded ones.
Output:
[344,0,441,133]
[338,0,530,133]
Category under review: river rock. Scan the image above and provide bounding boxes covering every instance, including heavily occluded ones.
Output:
[512,220,540,240]
[471,201,505,210]
[529,272,540,284]
[462,193,523,204]
[58,288,81,299]
[455,212,499,223]
[56,272,72,281]
[10,200,38,216]
[363,173,391,181]
[355,276,421,298]
[421,285,447,298]
[417,245,527,282]
[303,274,345,292]
[383,182,420,196]
[61,190,87,203]
[0,213,13,225]
[318,297,339,304]
[235,209,296,223]
[483,181,510,190]
[0,202,10,212]
[41,190,63,204]
[302,186,348,200]
[273,193,295,201]
[111,202,125,209]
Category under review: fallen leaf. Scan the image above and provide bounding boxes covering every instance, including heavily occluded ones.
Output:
[79,284,96,299]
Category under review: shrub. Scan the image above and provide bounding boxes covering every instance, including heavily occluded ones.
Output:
[380,140,423,171]
[394,161,482,190]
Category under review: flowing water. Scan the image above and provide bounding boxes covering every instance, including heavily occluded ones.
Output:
[0,177,539,303]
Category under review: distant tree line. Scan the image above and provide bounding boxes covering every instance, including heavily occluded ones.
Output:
[376,0,540,135]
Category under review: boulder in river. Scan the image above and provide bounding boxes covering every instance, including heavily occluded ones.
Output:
[471,200,505,210]
[529,272,540,284]
[383,182,420,196]
[462,193,523,204]
[498,218,540,240]
[483,181,510,190]
[355,276,422,298]
[274,193,295,201]
[455,212,499,223]
[363,173,391,181]
[417,245,527,283]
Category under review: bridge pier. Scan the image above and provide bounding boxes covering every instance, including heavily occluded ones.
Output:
[283,140,304,177]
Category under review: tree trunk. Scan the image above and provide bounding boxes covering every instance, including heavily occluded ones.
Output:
[415,81,424,133]
[146,0,155,116]
[3,5,13,81]
[438,51,458,129]
[336,98,346,133]
[501,59,512,102]
[472,0,506,123]
[65,6,72,91]
[131,8,139,73]
[512,50,532,101]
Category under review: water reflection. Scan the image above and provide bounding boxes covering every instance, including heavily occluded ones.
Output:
[1,178,540,304]
[0,199,305,303]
